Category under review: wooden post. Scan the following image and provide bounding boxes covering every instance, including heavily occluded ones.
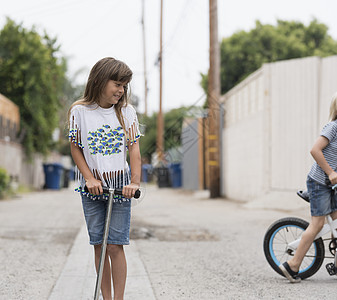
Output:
[208,0,221,198]
[157,0,164,162]
[141,0,148,116]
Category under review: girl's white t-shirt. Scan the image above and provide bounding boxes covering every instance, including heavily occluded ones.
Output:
[69,103,141,199]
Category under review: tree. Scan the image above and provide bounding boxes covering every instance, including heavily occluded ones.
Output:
[201,19,337,95]
[139,106,190,162]
[57,77,85,157]
[0,18,67,156]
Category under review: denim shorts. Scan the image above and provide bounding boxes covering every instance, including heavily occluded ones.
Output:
[307,176,337,216]
[81,194,131,245]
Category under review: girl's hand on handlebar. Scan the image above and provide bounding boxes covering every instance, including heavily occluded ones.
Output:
[123,183,140,198]
[85,178,103,195]
[328,171,337,186]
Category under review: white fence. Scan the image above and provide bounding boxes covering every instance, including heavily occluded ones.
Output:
[221,56,337,203]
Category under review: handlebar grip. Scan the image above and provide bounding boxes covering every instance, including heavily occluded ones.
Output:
[113,188,141,199]
[134,190,141,199]
[325,179,337,190]
[85,186,141,199]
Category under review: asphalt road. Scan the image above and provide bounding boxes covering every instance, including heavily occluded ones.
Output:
[1,184,336,299]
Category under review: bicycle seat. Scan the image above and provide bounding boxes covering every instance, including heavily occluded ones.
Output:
[297,190,310,202]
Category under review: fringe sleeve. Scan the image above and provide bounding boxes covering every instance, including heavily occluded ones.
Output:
[125,105,142,146]
[68,106,84,149]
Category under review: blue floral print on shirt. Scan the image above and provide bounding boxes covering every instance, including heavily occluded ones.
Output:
[87,125,124,155]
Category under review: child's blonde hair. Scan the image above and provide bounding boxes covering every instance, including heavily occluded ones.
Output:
[67,57,133,131]
[329,92,337,121]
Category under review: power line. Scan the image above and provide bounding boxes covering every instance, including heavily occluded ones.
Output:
[161,0,192,52]
[13,0,92,18]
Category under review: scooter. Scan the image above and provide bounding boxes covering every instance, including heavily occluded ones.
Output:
[85,186,140,300]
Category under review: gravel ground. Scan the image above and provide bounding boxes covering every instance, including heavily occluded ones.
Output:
[0,187,84,300]
[131,185,337,300]
[1,184,336,300]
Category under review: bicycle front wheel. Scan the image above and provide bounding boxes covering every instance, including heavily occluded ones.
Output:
[263,217,325,280]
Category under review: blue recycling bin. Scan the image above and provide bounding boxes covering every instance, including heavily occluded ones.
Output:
[169,163,182,188]
[141,164,153,182]
[69,167,75,181]
[43,163,64,189]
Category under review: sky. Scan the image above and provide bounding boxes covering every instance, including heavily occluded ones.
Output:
[1,0,337,114]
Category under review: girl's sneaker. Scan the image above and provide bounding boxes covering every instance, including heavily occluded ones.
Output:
[279,262,301,283]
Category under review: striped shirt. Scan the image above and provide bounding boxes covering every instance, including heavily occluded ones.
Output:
[308,120,337,185]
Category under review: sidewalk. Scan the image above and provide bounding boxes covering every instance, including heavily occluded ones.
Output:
[49,224,156,300]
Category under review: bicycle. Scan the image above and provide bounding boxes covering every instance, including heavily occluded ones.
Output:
[263,183,337,280]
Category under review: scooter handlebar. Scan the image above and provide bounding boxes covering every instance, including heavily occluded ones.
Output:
[84,186,141,199]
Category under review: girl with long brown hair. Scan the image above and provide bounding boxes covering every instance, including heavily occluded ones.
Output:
[68,57,141,299]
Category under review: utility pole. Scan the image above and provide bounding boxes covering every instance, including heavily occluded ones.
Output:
[208,0,221,198]
[141,0,148,116]
[157,0,164,162]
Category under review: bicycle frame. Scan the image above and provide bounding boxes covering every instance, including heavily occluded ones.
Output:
[288,185,337,252]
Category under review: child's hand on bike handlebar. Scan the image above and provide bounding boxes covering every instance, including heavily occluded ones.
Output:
[328,171,337,186]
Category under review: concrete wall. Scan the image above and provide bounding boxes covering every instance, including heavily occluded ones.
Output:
[0,140,22,179]
[221,56,337,203]
[0,140,45,189]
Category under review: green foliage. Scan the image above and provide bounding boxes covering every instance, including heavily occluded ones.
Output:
[139,113,157,161]
[0,18,67,156]
[201,19,337,95]
[139,107,190,162]
[58,81,85,157]
[0,168,10,199]
[164,107,190,150]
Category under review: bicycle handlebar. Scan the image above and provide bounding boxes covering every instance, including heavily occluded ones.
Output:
[325,179,337,190]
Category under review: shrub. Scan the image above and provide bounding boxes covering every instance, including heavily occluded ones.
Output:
[0,168,10,199]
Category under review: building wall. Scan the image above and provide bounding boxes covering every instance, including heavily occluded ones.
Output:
[0,94,45,189]
[0,93,20,142]
[182,119,202,190]
[221,56,337,202]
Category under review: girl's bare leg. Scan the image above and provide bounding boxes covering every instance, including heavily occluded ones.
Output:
[330,210,337,221]
[94,244,112,300]
[107,245,127,300]
[287,215,325,272]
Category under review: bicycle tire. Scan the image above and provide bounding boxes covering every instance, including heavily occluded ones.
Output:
[263,217,325,279]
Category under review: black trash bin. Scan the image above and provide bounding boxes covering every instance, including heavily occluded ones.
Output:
[63,168,70,188]
[156,166,171,188]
